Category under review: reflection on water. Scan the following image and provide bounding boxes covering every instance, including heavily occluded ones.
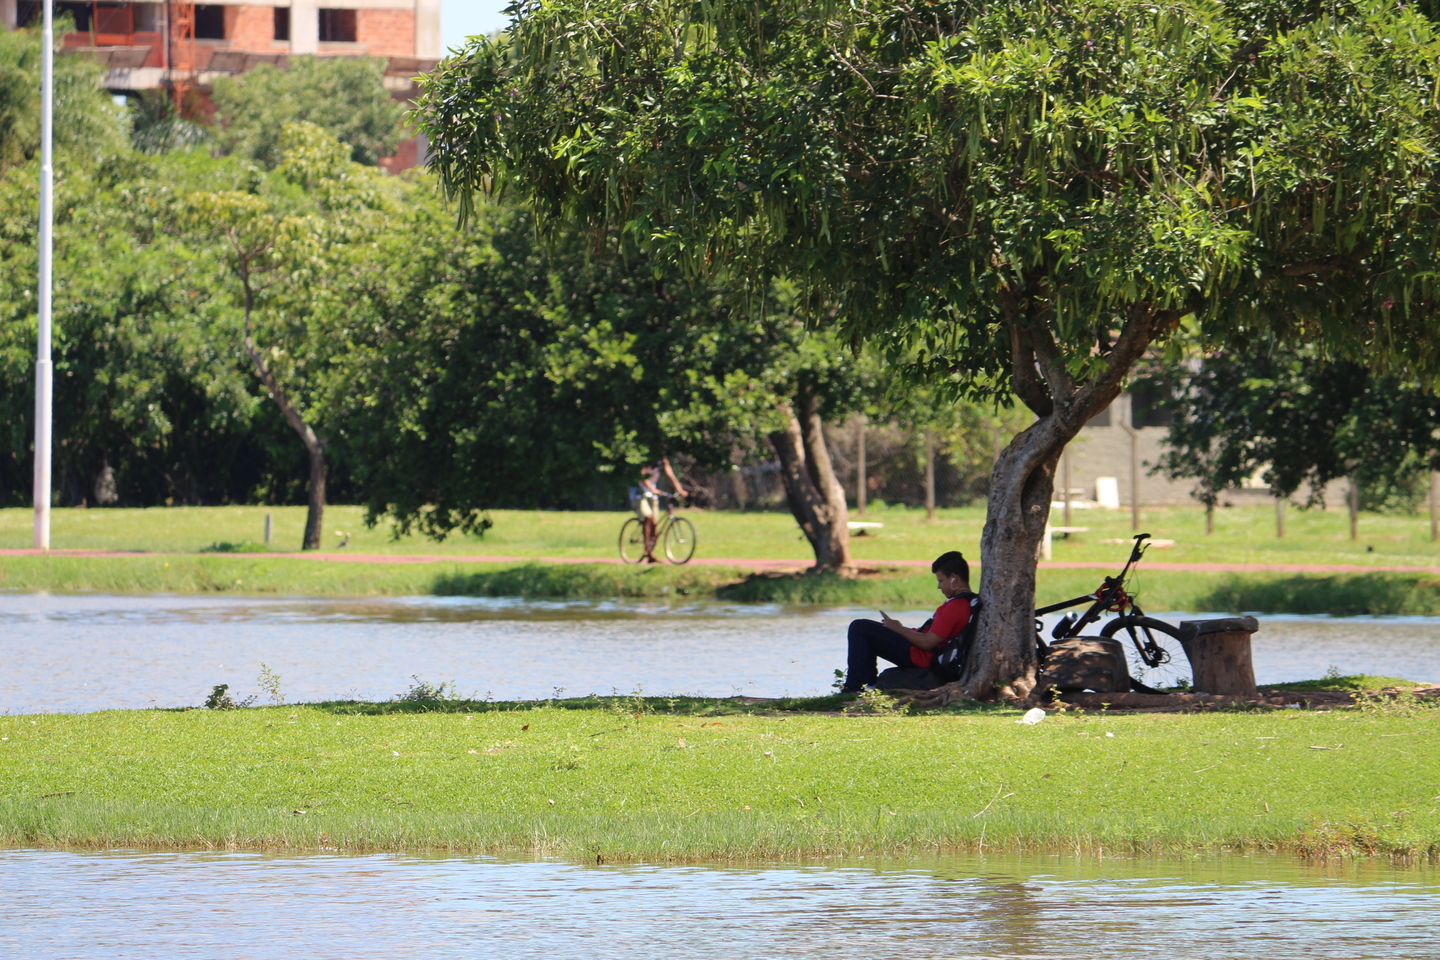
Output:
[1,849,1436,959]
[0,594,1437,713]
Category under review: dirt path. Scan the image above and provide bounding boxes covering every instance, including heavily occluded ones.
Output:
[3,548,1440,575]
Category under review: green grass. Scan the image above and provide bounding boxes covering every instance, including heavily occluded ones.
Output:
[3,701,1438,860]
[7,504,1440,613]
[7,501,1440,567]
[6,553,1440,615]
[1264,675,1429,693]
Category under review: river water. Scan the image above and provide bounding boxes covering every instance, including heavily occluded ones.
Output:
[4,595,1439,956]
[1,594,1438,713]
[1,849,1437,959]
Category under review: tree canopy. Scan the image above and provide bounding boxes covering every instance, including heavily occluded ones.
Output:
[211,56,406,167]
[0,25,125,173]
[418,0,1440,696]
[421,0,1440,376]
[1151,348,1440,511]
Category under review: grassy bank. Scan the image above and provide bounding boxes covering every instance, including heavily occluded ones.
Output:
[8,501,1440,568]
[3,700,1437,860]
[6,553,1440,615]
[0,554,751,600]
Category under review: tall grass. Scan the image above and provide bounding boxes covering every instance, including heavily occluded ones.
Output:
[1195,573,1440,616]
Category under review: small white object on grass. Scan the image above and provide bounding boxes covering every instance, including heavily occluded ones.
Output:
[1017,707,1046,725]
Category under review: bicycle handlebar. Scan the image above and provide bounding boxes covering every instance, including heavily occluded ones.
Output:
[1035,534,1151,636]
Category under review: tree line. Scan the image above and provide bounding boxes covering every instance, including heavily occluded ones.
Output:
[0,25,1009,558]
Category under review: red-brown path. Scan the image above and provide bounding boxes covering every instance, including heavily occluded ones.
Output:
[3,547,1440,575]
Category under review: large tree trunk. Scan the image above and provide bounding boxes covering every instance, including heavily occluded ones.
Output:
[303,438,327,551]
[768,393,852,571]
[963,421,1065,699]
[937,300,1180,702]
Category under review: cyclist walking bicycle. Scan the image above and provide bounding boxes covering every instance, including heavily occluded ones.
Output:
[631,457,687,564]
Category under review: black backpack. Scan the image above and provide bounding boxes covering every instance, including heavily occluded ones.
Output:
[930,594,981,684]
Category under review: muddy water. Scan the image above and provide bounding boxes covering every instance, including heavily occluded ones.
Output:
[1,849,1436,959]
[1,594,1437,713]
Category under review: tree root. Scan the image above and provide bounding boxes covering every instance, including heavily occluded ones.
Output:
[892,681,984,710]
[891,677,1041,711]
[892,685,1440,714]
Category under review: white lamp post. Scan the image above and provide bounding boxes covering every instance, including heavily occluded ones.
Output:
[33,0,53,550]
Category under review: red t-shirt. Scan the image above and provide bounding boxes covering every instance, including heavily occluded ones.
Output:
[909,596,973,668]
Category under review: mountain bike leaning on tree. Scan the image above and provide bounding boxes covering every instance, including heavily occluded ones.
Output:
[1035,533,1193,693]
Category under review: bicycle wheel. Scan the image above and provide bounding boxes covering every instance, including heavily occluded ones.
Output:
[663,517,697,564]
[1099,615,1193,692]
[619,517,646,563]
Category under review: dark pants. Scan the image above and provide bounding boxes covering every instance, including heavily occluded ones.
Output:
[845,619,915,690]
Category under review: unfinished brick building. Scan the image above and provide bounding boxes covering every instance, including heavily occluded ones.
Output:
[0,1,441,169]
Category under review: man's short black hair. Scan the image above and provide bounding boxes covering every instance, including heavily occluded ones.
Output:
[932,551,969,582]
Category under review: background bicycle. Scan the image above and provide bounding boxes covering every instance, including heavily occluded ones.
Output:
[619,492,697,564]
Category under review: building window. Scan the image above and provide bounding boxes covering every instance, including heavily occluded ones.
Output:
[274,7,290,41]
[16,3,45,29]
[134,3,162,32]
[49,3,93,31]
[93,3,133,38]
[194,5,225,40]
[1086,405,1111,428]
[1129,385,1174,428]
[318,8,357,42]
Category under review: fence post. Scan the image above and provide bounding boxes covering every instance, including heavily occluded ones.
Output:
[1062,447,1072,527]
[856,416,866,516]
[1431,470,1438,543]
[264,512,273,545]
[1348,479,1359,541]
[730,469,747,509]
[924,428,935,521]
[1119,419,1139,531]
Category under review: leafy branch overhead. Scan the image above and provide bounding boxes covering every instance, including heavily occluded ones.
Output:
[419,0,1440,394]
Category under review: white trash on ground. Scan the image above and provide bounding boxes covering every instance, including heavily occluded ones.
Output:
[1016,707,1046,725]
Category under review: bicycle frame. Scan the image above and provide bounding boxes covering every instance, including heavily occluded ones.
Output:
[622,491,694,564]
[1034,532,1174,670]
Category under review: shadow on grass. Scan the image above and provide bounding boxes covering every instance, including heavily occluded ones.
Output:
[428,563,943,606]
[430,563,731,600]
[1195,573,1440,616]
[715,571,937,605]
[306,693,1011,717]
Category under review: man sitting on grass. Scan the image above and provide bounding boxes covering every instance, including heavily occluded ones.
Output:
[840,551,975,693]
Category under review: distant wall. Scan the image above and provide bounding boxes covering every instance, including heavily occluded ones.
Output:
[1065,392,1350,508]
